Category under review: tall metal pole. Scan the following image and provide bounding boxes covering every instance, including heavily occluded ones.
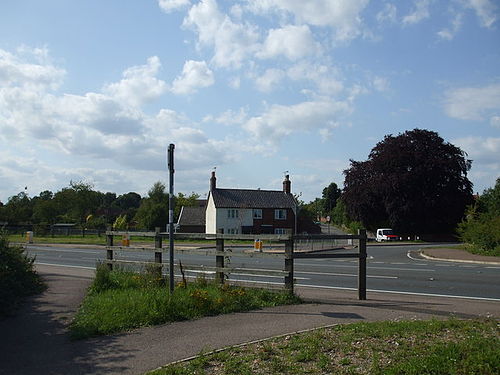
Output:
[168,144,175,293]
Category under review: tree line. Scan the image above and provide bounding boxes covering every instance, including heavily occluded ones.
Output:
[0,180,200,231]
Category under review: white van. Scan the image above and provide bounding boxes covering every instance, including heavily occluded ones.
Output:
[376,228,399,242]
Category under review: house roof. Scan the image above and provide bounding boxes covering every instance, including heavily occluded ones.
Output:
[210,188,296,209]
[178,206,206,226]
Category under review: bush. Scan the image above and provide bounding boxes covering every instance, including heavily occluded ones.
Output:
[458,179,500,256]
[0,232,45,317]
[458,213,500,256]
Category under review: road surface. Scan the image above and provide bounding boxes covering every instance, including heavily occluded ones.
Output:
[25,243,500,301]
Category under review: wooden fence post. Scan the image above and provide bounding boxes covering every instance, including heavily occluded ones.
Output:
[216,229,224,284]
[154,227,163,278]
[358,229,367,300]
[284,238,294,293]
[106,225,113,270]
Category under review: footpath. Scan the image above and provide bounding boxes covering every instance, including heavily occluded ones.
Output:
[0,251,499,375]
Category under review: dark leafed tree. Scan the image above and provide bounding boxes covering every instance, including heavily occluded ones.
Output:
[322,182,342,214]
[342,129,473,233]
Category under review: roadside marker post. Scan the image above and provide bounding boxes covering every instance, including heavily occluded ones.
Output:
[168,143,175,293]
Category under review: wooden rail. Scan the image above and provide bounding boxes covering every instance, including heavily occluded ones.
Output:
[105,228,368,299]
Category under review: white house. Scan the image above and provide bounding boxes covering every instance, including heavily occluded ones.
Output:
[205,172,297,235]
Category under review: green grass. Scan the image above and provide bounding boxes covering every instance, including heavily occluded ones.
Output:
[8,233,110,245]
[149,319,500,375]
[463,244,500,257]
[426,243,500,257]
[8,233,257,247]
[70,265,301,339]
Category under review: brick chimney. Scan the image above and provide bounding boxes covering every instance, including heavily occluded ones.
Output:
[283,174,291,194]
[210,171,216,191]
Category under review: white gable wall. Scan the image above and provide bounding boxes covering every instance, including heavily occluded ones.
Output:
[206,197,254,234]
[205,194,217,234]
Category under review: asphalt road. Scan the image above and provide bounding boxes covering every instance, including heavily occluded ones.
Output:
[26,243,500,301]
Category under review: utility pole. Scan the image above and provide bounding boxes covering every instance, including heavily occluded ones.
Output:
[167,144,175,293]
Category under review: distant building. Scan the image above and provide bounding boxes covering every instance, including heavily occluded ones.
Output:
[176,200,207,233]
[205,172,297,235]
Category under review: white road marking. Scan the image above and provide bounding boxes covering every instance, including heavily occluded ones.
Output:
[36,262,95,270]
[406,251,424,262]
[296,262,435,272]
[296,284,500,302]
[184,269,309,280]
[295,271,397,279]
[29,247,102,254]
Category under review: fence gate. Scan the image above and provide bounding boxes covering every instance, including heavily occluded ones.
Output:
[290,229,367,300]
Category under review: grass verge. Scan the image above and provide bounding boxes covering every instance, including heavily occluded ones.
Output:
[425,243,500,257]
[70,264,301,339]
[149,318,499,375]
[463,244,500,257]
[8,233,255,247]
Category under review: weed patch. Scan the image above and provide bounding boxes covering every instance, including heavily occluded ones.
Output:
[70,264,301,339]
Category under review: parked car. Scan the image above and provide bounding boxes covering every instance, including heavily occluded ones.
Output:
[376,228,399,242]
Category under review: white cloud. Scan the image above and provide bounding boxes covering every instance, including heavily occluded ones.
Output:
[0,46,65,91]
[454,136,500,162]
[257,24,320,60]
[243,99,351,146]
[319,128,333,142]
[452,136,500,191]
[376,3,397,24]
[0,47,236,178]
[171,60,214,94]
[183,0,259,68]
[464,0,498,28]
[228,76,240,89]
[287,62,344,95]
[204,108,248,126]
[103,56,167,107]
[372,76,390,92]
[437,13,463,40]
[255,68,285,92]
[490,116,500,128]
[246,0,370,42]
[402,0,431,26]
[443,83,500,121]
[158,0,191,13]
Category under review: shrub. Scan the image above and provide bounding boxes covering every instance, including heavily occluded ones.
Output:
[458,179,500,256]
[0,232,45,317]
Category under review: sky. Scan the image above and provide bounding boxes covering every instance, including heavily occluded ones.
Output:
[0,0,499,204]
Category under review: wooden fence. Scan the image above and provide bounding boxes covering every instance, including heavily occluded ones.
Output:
[105,229,368,300]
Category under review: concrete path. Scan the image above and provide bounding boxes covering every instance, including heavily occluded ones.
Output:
[0,263,499,375]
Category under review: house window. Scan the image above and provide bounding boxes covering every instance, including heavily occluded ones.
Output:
[253,209,262,219]
[227,209,239,219]
[274,209,287,220]
[274,228,287,235]
[227,228,239,234]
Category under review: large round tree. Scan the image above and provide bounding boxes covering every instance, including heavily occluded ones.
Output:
[342,129,473,234]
